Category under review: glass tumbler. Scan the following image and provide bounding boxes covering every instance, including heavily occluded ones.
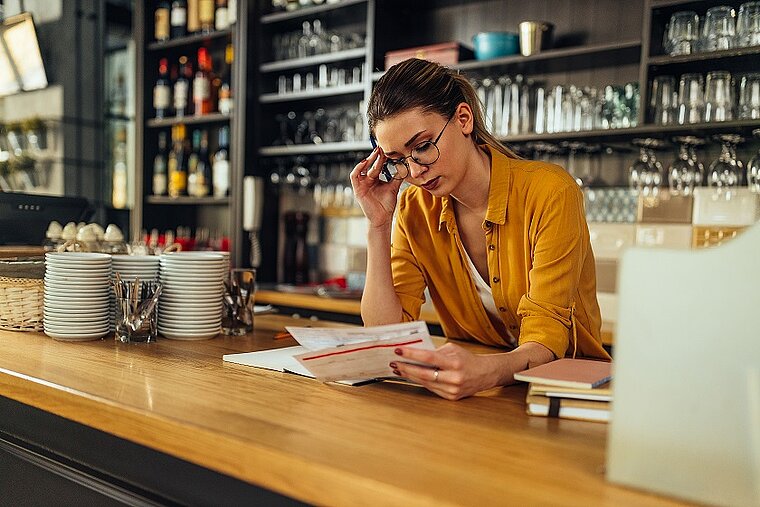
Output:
[651,75,677,125]
[736,1,760,47]
[704,71,734,122]
[747,128,760,192]
[677,73,705,124]
[739,73,760,119]
[700,5,736,51]
[666,11,700,55]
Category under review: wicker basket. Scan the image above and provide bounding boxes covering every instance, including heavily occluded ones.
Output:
[0,258,45,332]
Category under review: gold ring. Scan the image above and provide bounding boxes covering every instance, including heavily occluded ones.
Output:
[433,368,439,382]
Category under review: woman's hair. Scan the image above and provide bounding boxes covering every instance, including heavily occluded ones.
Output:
[367,58,519,159]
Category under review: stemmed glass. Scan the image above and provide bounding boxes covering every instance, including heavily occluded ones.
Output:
[707,134,744,189]
[629,138,666,197]
[668,137,704,195]
[747,129,760,193]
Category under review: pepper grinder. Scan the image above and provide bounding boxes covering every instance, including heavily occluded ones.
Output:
[243,176,264,267]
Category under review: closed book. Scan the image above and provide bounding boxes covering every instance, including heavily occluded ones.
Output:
[526,394,610,423]
[528,381,612,402]
[514,358,612,389]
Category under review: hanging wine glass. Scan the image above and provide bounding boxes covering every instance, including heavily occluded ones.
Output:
[748,128,760,193]
[707,134,744,189]
[669,136,704,195]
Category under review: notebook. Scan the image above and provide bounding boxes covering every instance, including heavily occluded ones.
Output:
[513,358,612,389]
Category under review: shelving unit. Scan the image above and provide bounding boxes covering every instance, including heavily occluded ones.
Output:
[132,1,250,267]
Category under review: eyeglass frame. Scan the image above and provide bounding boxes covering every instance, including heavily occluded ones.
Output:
[370,113,455,182]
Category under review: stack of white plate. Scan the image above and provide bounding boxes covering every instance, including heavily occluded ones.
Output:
[158,252,225,340]
[110,255,160,330]
[43,252,111,341]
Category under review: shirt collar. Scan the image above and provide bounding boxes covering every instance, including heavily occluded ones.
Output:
[437,145,512,232]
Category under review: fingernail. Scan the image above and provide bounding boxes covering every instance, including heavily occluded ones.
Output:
[393,369,401,376]
[394,348,403,356]
[389,362,397,369]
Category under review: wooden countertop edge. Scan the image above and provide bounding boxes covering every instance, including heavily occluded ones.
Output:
[0,365,448,507]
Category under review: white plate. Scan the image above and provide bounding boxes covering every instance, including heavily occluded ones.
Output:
[45,252,111,263]
[112,256,159,265]
[44,286,110,294]
[158,308,222,316]
[43,306,110,315]
[44,292,109,301]
[159,322,221,331]
[44,314,109,323]
[45,270,111,279]
[161,289,224,298]
[44,325,110,334]
[160,279,222,287]
[44,329,110,341]
[159,329,220,340]
[159,315,221,325]
[159,266,226,276]
[159,294,222,302]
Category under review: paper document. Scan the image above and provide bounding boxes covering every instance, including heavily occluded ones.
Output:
[288,321,435,382]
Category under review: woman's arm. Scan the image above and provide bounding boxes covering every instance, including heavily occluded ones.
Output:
[361,222,404,325]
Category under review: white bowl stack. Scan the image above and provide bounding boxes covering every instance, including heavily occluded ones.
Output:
[158,252,226,340]
[110,255,161,330]
[43,253,112,341]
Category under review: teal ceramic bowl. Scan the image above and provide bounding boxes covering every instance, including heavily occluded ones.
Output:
[472,32,520,60]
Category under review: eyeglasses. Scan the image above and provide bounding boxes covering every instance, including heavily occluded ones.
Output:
[374,114,454,183]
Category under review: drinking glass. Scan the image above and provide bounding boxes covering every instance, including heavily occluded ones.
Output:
[677,73,705,124]
[704,71,734,122]
[707,134,744,188]
[700,6,736,51]
[739,73,760,119]
[748,129,760,192]
[736,1,760,47]
[651,75,677,125]
[666,11,700,55]
[668,138,701,195]
[629,139,665,196]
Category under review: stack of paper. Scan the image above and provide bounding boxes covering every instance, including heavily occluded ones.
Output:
[514,358,613,423]
[223,321,435,385]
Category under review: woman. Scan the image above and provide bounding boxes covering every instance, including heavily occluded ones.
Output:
[349,58,610,401]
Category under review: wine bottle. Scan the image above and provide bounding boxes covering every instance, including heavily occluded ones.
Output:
[153,58,171,119]
[173,55,192,117]
[193,47,212,116]
[215,0,229,31]
[212,126,230,198]
[153,131,168,196]
[170,0,187,38]
[168,124,188,197]
[154,0,171,41]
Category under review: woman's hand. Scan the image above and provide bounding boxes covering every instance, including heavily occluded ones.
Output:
[349,147,404,230]
[389,343,506,400]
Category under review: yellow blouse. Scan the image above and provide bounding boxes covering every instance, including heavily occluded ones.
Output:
[390,145,610,360]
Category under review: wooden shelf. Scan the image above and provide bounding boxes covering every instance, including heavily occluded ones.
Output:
[452,40,642,72]
[647,45,760,67]
[259,141,371,156]
[147,113,231,128]
[147,29,232,51]
[502,119,760,144]
[259,48,367,73]
[145,196,230,205]
[260,83,365,103]
[260,0,368,24]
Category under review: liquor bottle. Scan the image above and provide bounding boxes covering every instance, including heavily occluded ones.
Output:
[198,0,215,34]
[167,124,188,197]
[112,126,128,209]
[215,0,229,31]
[173,56,192,117]
[153,58,171,119]
[154,0,171,42]
[218,43,233,114]
[170,0,187,38]
[187,129,201,197]
[187,0,200,33]
[212,126,230,198]
[193,47,212,115]
[228,0,237,24]
[196,130,212,197]
[153,131,168,196]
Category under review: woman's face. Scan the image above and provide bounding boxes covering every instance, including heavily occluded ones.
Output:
[373,106,471,195]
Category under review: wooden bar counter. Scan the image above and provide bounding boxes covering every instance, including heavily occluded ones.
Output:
[0,315,680,505]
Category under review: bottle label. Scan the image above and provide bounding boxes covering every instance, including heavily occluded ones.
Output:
[174,80,189,111]
[215,8,229,30]
[171,7,187,26]
[193,77,210,100]
[168,168,187,197]
[218,97,232,115]
[199,0,214,22]
[153,84,170,110]
[155,9,170,40]
[153,173,167,196]
[213,160,229,198]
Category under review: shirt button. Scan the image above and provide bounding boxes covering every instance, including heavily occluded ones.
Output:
[488,245,495,251]
[492,277,500,283]
[499,307,506,312]
[484,221,492,228]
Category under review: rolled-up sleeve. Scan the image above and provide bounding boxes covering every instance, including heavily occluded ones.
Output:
[390,207,428,322]
[517,184,587,358]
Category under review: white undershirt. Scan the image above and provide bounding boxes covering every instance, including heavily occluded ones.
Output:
[461,246,517,346]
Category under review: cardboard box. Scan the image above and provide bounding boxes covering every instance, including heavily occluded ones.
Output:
[384,42,474,69]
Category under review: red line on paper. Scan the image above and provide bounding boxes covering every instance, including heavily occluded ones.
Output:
[301,338,423,361]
